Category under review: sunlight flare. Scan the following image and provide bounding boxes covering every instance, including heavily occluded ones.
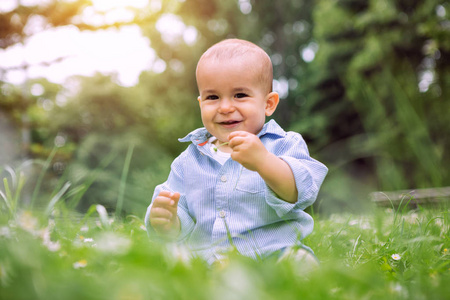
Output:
[91,0,149,11]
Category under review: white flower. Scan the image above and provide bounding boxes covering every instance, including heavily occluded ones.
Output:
[17,211,39,233]
[349,220,359,226]
[165,244,192,265]
[390,282,408,297]
[95,232,131,255]
[0,226,11,238]
[45,240,61,252]
[40,226,61,252]
[73,259,88,269]
[391,254,401,261]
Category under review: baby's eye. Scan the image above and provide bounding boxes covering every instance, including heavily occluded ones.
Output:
[206,95,219,100]
[235,93,248,98]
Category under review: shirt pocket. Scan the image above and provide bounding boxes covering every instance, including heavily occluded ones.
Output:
[235,168,266,194]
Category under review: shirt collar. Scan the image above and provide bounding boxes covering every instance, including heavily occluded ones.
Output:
[256,119,286,138]
[178,119,286,146]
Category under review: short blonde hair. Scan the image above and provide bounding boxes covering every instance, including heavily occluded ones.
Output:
[196,39,273,93]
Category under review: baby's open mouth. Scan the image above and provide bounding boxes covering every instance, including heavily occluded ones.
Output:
[219,120,241,125]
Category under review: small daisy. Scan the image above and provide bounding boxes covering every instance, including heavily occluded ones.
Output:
[391,254,401,261]
[17,211,39,233]
[95,232,131,255]
[39,226,61,252]
[73,259,88,269]
[45,241,61,252]
[0,226,11,238]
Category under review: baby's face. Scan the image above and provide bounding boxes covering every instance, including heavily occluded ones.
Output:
[197,56,276,144]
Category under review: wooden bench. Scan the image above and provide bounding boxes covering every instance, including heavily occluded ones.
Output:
[370,186,450,208]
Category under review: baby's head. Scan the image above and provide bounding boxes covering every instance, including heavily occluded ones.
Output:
[196,39,273,94]
[196,39,279,143]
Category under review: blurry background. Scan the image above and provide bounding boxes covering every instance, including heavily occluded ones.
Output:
[0,0,449,215]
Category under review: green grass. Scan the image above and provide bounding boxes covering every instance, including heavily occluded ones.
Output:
[1,203,448,299]
[1,164,449,300]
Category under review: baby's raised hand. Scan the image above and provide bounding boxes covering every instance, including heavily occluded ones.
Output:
[228,131,269,172]
[149,191,181,238]
[228,131,298,203]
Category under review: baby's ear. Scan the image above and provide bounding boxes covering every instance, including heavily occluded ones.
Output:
[264,92,279,116]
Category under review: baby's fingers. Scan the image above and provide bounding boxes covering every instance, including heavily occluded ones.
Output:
[150,206,173,220]
[156,191,180,207]
[171,192,180,206]
[150,217,170,227]
[228,131,249,140]
[149,207,173,232]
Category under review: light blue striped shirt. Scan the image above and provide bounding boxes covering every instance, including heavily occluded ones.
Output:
[145,120,328,264]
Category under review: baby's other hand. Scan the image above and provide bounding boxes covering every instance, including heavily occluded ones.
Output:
[149,191,180,238]
[228,131,269,171]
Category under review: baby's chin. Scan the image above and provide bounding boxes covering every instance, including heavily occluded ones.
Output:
[214,136,229,144]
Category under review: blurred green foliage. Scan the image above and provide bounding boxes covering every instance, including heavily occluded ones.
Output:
[1,0,449,214]
[0,201,449,299]
[303,0,450,212]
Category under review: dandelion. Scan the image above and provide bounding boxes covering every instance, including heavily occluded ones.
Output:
[444,248,448,255]
[73,259,88,269]
[391,254,401,261]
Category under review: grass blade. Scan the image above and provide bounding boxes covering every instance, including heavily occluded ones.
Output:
[96,204,110,229]
[4,165,17,188]
[66,149,118,210]
[3,178,14,214]
[0,189,12,215]
[12,172,26,209]
[30,147,57,208]
[45,182,71,216]
[115,143,135,219]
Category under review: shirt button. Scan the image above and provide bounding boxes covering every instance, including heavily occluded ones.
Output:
[219,210,226,218]
[220,175,227,182]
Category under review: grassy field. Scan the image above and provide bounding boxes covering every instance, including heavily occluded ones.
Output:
[0,164,449,300]
[1,197,448,300]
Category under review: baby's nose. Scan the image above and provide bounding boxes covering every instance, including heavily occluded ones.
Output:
[218,98,235,113]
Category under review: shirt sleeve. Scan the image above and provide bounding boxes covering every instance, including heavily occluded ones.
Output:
[264,132,328,217]
[144,152,195,242]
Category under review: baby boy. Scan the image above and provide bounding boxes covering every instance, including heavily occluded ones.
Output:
[145,39,328,265]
